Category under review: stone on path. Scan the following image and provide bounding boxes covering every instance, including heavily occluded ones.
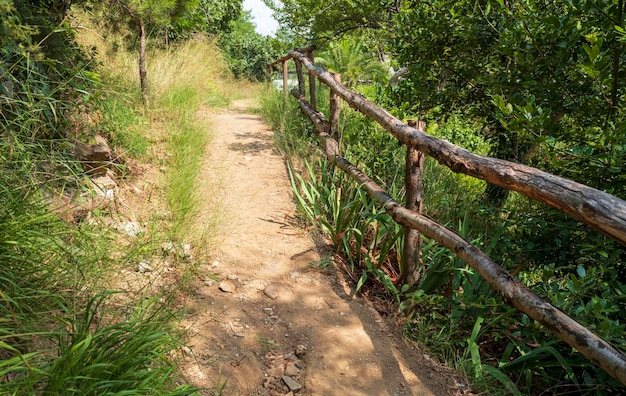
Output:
[264,283,288,300]
[219,281,235,293]
[282,376,302,392]
[284,361,299,376]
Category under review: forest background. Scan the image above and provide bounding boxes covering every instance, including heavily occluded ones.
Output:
[1,0,625,394]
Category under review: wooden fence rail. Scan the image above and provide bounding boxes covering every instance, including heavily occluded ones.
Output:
[268,50,626,386]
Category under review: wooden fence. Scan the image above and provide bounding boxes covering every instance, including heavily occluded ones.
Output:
[267,49,626,386]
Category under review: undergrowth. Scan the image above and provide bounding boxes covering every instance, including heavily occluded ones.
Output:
[258,84,626,395]
[0,8,242,393]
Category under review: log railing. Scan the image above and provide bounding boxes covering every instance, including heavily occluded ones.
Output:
[267,50,626,386]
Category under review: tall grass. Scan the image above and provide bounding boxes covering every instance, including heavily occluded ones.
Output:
[259,80,626,394]
[0,14,245,394]
[148,39,229,240]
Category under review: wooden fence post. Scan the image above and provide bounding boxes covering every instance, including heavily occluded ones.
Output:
[402,119,426,287]
[295,59,305,95]
[306,49,317,110]
[329,73,342,137]
[282,60,288,100]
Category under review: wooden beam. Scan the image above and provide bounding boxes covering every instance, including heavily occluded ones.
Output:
[329,73,342,138]
[288,50,626,247]
[306,49,317,111]
[332,154,626,387]
[285,51,626,386]
[402,119,426,287]
[282,60,288,100]
[294,59,305,95]
[291,89,339,158]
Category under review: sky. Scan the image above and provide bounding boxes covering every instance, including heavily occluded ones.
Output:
[243,0,280,36]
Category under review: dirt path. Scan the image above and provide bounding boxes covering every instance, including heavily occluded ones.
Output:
[179,100,462,395]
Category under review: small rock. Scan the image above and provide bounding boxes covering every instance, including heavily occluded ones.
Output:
[227,274,239,280]
[137,261,153,273]
[282,376,302,392]
[181,346,193,355]
[74,135,112,174]
[267,363,285,378]
[119,222,143,237]
[212,260,221,267]
[295,344,307,358]
[204,279,215,286]
[182,244,192,258]
[247,279,267,291]
[161,241,192,259]
[284,362,299,377]
[219,281,236,293]
[92,174,117,190]
[264,283,285,300]
[235,333,245,338]
[161,241,176,255]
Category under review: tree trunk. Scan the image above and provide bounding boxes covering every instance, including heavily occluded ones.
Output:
[139,19,149,107]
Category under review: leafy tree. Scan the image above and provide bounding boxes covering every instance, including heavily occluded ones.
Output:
[94,0,198,106]
[166,0,243,41]
[391,0,625,204]
[264,0,398,42]
[315,36,388,88]
[219,10,279,81]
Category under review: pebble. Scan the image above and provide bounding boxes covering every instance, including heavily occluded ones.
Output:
[219,281,235,293]
[227,274,239,280]
[284,362,299,376]
[204,279,215,286]
[282,376,302,392]
[295,344,307,358]
[119,221,143,237]
[137,261,153,273]
[247,279,267,291]
[267,364,285,378]
[263,284,283,299]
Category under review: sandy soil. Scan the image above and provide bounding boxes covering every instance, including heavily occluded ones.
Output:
[177,99,465,395]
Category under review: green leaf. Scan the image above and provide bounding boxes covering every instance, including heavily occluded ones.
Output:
[355,270,367,294]
[483,365,523,395]
[576,265,586,278]
[468,316,484,379]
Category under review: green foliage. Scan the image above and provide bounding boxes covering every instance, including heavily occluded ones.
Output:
[166,0,243,40]
[0,0,36,50]
[1,5,232,394]
[0,148,195,394]
[43,296,195,395]
[265,0,398,41]
[261,59,625,392]
[392,0,625,192]
[315,36,388,88]
[287,158,403,298]
[97,95,149,159]
[218,12,280,81]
